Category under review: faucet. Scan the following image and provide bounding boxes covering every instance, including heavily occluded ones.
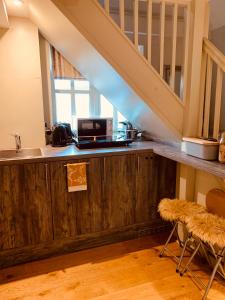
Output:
[13,134,21,153]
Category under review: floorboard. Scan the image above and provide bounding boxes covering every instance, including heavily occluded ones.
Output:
[0,234,224,300]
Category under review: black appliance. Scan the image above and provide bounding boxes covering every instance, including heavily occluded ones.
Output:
[119,121,139,140]
[75,118,133,149]
[77,118,113,141]
[52,123,74,147]
[75,136,133,149]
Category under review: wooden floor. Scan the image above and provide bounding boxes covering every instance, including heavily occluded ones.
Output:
[0,234,225,300]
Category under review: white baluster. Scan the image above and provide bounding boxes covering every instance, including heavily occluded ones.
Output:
[147,0,152,63]
[213,66,223,139]
[203,55,213,138]
[120,0,125,31]
[170,3,178,91]
[182,3,191,102]
[198,50,207,137]
[134,0,139,48]
[104,0,109,14]
[160,1,165,77]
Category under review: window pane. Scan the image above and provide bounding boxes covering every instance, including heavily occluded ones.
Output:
[74,80,90,91]
[55,93,72,124]
[54,79,71,90]
[75,94,90,118]
[118,111,126,122]
[100,95,113,118]
[117,111,126,129]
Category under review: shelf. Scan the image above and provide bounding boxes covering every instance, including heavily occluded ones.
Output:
[150,142,225,180]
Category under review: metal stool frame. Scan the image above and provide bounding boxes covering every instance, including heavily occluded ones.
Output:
[159,220,192,273]
[180,236,225,300]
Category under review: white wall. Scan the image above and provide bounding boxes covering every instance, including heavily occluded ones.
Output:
[0,17,45,149]
[195,170,225,206]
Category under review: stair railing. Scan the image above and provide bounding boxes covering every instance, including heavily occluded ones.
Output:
[99,0,192,102]
[198,38,225,139]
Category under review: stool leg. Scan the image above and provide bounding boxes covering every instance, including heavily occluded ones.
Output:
[202,248,225,300]
[176,233,191,273]
[159,222,177,258]
[180,241,201,276]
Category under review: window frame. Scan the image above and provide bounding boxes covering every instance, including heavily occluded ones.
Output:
[52,77,125,132]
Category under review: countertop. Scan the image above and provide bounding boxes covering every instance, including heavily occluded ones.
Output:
[1,141,225,179]
[0,141,155,165]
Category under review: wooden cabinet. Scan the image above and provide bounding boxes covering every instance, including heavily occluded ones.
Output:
[135,153,154,223]
[151,154,177,220]
[0,151,177,267]
[102,154,137,230]
[0,163,53,250]
[50,157,103,239]
[50,152,176,239]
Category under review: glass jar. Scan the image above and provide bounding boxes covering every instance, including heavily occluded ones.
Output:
[219,132,225,163]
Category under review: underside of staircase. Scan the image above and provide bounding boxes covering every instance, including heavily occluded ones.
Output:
[29,0,186,142]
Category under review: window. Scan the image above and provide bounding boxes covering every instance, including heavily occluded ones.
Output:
[53,78,126,132]
[100,95,113,118]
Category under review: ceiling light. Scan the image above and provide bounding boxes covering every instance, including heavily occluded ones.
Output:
[13,0,24,6]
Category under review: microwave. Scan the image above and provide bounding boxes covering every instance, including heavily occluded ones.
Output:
[77,118,113,140]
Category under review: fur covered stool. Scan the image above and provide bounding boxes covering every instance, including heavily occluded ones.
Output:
[158,198,206,272]
[180,212,225,300]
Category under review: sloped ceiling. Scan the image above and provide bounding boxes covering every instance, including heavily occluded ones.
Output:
[210,0,225,30]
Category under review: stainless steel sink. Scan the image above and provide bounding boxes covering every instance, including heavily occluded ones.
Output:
[0,148,42,160]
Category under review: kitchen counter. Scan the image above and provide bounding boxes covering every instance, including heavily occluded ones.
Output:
[1,141,225,179]
[0,143,176,268]
[0,141,155,165]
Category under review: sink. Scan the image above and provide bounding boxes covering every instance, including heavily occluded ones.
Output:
[0,148,42,160]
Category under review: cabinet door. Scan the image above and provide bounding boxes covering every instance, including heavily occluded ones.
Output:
[103,154,136,230]
[50,157,103,239]
[0,163,53,250]
[151,154,177,220]
[135,153,154,223]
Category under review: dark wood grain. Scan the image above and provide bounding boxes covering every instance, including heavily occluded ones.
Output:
[50,160,77,239]
[1,141,225,180]
[0,163,53,251]
[103,155,136,230]
[0,151,176,267]
[50,158,103,239]
[151,154,177,220]
[23,163,53,245]
[0,221,169,269]
[135,153,154,223]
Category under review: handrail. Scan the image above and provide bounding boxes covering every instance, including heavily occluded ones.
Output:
[203,38,225,73]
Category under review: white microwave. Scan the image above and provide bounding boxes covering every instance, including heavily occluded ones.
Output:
[77,118,113,140]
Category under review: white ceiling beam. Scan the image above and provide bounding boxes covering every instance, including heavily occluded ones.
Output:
[0,0,9,28]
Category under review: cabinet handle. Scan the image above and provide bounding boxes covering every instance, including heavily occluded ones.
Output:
[137,156,140,173]
[45,164,49,191]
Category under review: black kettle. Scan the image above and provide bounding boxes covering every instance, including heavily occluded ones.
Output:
[52,123,73,147]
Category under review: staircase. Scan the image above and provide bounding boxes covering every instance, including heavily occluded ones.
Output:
[199,38,225,139]
[28,0,212,142]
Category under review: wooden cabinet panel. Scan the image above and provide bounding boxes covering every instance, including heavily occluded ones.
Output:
[50,157,103,239]
[103,155,136,230]
[23,163,53,245]
[151,154,177,220]
[0,163,53,250]
[135,153,154,223]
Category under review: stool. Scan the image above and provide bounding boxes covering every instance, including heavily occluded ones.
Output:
[181,213,225,300]
[158,198,206,272]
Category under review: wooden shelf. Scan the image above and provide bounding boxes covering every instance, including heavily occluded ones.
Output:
[150,142,225,179]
